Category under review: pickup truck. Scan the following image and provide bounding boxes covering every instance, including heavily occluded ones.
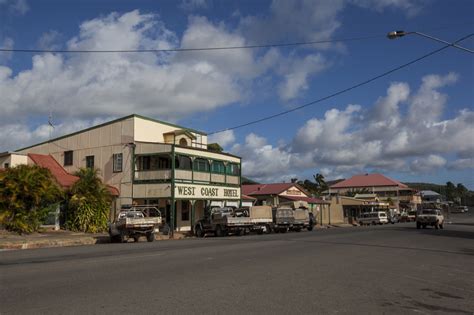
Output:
[109,207,162,243]
[195,207,254,237]
[416,209,444,229]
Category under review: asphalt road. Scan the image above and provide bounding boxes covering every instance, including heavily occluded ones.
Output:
[1,213,474,314]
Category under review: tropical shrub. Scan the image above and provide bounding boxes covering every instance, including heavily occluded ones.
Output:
[0,165,63,233]
[66,168,111,233]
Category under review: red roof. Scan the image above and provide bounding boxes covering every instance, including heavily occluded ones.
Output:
[242,183,303,196]
[29,154,79,188]
[282,195,329,204]
[241,194,256,200]
[330,173,408,189]
[28,154,119,196]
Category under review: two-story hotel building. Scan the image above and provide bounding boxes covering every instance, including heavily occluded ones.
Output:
[15,114,242,232]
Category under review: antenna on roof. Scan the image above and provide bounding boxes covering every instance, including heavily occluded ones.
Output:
[48,111,54,154]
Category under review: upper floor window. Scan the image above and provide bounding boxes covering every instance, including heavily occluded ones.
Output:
[113,153,123,172]
[226,163,240,176]
[136,155,171,171]
[86,155,94,169]
[179,138,188,147]
[193,158,209,172]
[176,155,192,170]
[64,151,73,166]
[211,161,225,174]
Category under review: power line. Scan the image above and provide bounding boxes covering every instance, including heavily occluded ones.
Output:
[1,22,472,54]
[208,33,474,135]
[0,35,385,54]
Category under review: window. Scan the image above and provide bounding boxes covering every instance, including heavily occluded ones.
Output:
[64,151,73,166]
[179,138,188,147]
[181,200,190,221]
[176,155,192,170]
[136,155,171,170]
[4,163,9,168]
[211,161,225,174]
[86,155,94,169]
[193,158,209,172]
[226,163,240,176]
[113,153,123,172]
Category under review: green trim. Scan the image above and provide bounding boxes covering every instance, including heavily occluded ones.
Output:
[170,144,176,233]
[15,114,206,152]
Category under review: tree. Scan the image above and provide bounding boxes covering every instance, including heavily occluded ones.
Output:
[66,168,112,233]
[445,181,456,202]
[456,183,468,205]
[0,165,63,233]
[313,173,328,196]
[207,143,223,153]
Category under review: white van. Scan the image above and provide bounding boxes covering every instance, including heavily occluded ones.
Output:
[358,211,388,225]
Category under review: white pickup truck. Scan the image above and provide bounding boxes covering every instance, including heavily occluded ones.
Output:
[109,208,162,243]
[416,209,444,229]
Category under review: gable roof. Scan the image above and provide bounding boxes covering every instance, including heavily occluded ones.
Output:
[330,173,408,189]
[29,154,79,189]
[28,154,119,196]
[242,183,309,196]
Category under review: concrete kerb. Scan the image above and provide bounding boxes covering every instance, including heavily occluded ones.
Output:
[0,231,191,251]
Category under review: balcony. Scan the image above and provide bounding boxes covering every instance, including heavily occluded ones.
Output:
[134,169,240,186]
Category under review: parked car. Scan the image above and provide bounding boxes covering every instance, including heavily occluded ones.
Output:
[109,207,162,243]
[358,211,388,225]
[452,206,468,213]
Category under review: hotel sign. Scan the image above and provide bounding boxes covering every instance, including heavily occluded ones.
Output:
[175,184,241,200]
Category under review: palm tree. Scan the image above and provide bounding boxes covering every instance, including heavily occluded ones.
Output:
[67,168,112,233]
[313,173,328,196]
[0,165,63,233]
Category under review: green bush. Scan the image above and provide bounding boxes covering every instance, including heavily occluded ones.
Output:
[66,168,111,233]
[0,165,63,234]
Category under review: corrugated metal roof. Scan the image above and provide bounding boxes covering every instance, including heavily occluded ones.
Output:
[242,183,298,196]
[330,173,408,189]
[28,154,119,196]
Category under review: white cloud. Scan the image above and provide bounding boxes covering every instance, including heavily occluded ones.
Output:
[208,130,235,148]
[278,54,327,101]
[0,37,14,63]
[0,0,29,15]
[231,133,294,182]
[448,158,474,170]
[37,30,62,50]
[410,154,446,173]
[350,0,427,17]
[0,11,246,139]
[229,73,472,182]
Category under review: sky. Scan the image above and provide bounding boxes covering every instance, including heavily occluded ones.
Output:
[0,0,473,187]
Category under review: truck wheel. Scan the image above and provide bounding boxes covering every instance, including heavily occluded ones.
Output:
[215,225,224,237]
[195,226,204,238]
[439,223,444,229]
[307,225,313,231]
[133,236,140,242]
[146,232,155,242]
[257,229,263,235]
[266,225,272,234]
[120,231,127,243]
[435,222,439,230]
[416,222,421,229]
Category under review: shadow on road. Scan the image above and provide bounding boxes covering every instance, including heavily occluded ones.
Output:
[392,226,474,241]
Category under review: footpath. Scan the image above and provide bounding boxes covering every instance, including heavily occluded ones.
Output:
[0,229,187,251]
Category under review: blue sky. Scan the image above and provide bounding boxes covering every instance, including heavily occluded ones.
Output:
[1,0,473,187]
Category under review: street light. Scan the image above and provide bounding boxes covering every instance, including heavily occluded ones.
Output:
[387,30,474,54]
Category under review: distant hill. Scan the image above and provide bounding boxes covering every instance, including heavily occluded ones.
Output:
[402,182,448,194]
